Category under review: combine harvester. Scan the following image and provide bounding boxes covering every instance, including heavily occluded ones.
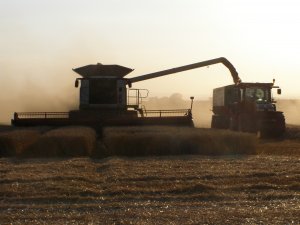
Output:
[11,57,285,137]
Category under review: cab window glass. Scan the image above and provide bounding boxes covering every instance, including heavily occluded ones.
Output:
[245,88,267,101]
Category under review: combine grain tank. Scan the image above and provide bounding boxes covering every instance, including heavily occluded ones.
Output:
[211,82,285,137]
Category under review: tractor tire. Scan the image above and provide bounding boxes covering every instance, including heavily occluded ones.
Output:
[256,112,286,138]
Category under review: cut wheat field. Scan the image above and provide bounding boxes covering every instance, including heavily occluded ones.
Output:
[0,125,300,224]
[1,156,300,224]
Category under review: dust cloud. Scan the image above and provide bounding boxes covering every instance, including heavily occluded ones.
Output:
[0,33,112,125]
[0,75,78,124]
[0,75,299,127]
[143,94,300,127]
[277,99,300,125]
[143,93,212,128]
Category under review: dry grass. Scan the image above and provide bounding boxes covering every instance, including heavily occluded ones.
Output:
[256,125,300,156]
[0,124,15,132]
[0,156,299,224]
[0,130,41,157]
[1,126,300,223]
[3,125,300,158]
[257,139,300,155]
[99,126,257,157]
[21,126,96,157]
[284,125,300,139]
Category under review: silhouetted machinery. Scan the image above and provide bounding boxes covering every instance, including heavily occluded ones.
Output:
[12,57,239,127]
[11,57,285,136]
[211,81,285,137]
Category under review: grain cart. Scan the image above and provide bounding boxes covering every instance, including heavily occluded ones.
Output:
[211,81,285,137]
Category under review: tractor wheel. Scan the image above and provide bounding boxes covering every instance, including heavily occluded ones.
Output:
[256,112,286,138]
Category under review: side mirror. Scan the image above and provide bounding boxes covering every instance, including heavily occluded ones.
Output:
[277,89,281,95]
[75,79,79,88]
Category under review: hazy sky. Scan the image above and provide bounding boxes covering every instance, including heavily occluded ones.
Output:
[1,0,300,122]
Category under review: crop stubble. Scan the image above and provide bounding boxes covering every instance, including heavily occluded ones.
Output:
[0,156,300,224]
[0,126,300,224]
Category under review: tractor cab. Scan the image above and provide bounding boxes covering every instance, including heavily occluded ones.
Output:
[238,82,281,112]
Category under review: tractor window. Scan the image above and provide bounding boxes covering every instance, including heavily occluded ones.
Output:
[245,88,269,102]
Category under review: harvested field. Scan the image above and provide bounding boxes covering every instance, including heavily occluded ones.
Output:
[0,125,300,224]
[0,156,299,224]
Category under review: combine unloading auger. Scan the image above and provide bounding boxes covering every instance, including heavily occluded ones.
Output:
[129,57,241,85]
